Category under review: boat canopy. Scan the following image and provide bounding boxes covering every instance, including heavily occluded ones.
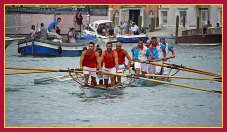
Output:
[90,20,113,31]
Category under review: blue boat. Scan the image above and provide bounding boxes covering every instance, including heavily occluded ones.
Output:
[117,34,149,43]
[17,35,97,57]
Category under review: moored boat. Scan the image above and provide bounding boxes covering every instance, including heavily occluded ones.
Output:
[5,37,26,49]
[117,34,149,43]
[83,20,114,39]
[5,37,15,49]
[17,36,97,57]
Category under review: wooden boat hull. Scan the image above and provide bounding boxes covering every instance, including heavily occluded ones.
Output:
[80,85,124,98]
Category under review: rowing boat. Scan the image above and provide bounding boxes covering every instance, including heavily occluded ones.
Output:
[80,85,125,98]
[69,71,134,97]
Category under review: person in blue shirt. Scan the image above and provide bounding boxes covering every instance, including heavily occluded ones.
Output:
[150,37,166,75]
[131,39,150,75]
[48,17,61,32]
[122,21,128,34]
[145,39,156,74]
[160,37,175,75]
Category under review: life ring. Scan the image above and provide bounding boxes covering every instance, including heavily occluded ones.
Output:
[58,46,62,55]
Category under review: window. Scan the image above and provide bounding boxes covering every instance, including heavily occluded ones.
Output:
[115,10,119,26]
[149,10,154,18]
[220,11,222,26]
[180,11,187,25]
[161,11,168,25]
[201,10,208,22]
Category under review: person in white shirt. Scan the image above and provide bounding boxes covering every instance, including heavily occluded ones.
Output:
[30,25,36,39]
[68,27,76,43]
[130,22,139,35]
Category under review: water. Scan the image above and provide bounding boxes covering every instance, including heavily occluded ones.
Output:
[5,41,222,127]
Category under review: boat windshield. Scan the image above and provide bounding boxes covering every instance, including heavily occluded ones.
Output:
[88,26,95,32]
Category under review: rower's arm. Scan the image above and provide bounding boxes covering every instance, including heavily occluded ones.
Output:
[80,51,86,69]
[163,48,167,58]
[124,49,132,68]
[132,51,134,61]
[95,52,102,70]
[170,47,175,58]
[100,52,105,65]
[114,51,119,69]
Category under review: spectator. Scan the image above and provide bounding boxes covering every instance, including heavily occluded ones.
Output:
[48,17,61,32]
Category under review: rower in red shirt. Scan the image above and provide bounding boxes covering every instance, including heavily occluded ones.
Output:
[100,43,119,87]
[114,42,132,84]
[96,47,104,85]
[80,42,101,86]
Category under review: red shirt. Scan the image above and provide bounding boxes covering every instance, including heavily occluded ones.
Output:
[115,49,125,65]
[82,50,97,68]
[103,50,115,68]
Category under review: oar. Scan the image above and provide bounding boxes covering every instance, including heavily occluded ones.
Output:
[163,62,222,77]
[152,56,173,62]
[140,77,222,94]
[34,73,82,84]
[144,74,222,82]
[6,71,53,75]
[6,66,83,73]
[133,57,173,63]
[150,63,222,78]
[83,69,222,94]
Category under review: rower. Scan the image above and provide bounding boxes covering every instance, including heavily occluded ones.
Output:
[100,43,119,87]
[96,47,104,85]
[150,37,166,75]
[131,39,150,75]
[145,39,156,74]
[114,42,132,84]
[160,37,175,75]
[80,42,101,86]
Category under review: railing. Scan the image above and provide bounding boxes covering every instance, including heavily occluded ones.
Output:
[182,27,222,36]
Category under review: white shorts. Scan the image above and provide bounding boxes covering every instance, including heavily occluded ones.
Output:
[83,66,96,77]
[117,64,125,73]
[155,61,163,74]
[162,59,171,75]
[147,64,156,74]
[103,67,116,79]
[134,62,147,72]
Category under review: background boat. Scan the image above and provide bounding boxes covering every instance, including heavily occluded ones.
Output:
[17,35,97,57]
[5,37,26,49]
[5,37,15,49]
[117,34,149,43]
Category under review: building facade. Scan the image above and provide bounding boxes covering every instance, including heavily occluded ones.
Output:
[109,5,159,28]
[158,5,222,28]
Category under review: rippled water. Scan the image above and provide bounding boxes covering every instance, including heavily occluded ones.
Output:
[5,40,222,127]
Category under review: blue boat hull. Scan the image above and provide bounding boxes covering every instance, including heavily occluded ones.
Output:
[18,44,83,57]
[17,38,91,57]
[117,36,149,43]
